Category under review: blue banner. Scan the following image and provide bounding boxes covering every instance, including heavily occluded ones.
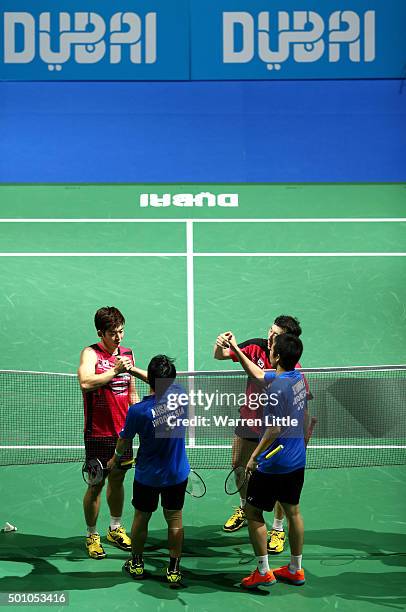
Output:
[1,0,405,80]
[191,0,406,79]
[0,0,189,80]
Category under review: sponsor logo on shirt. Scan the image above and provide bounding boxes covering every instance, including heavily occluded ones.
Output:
[111,372,130,395]
[292,376,306,411]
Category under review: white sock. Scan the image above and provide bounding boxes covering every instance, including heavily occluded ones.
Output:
[110,516,122,530]
[272,518,284,531]
[289,555,302,573]
[240,498,246,509]
[257,555,270,575]
[87,525,98,536]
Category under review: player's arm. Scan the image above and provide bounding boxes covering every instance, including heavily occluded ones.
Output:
[107,406,137,470]
[246,425,280,472]
[300,372,312,445]
[213,334,232,360]
[303,407,310,444]
[220,332,265,381]
[128,364,149,384]
[129,377,139,405]
[127,351,140,404]
[78,347,128,392]
[106,435,131,470]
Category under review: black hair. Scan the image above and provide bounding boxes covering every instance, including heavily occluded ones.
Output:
[272,334,303,371]
[273,315,302,337]
[94,306,125,334]
[147,354,176,393]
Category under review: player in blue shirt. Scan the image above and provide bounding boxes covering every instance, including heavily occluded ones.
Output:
[224,332,307,589]
[108,355,190,585]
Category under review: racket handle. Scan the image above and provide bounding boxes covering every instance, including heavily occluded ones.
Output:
[265,444,284,459]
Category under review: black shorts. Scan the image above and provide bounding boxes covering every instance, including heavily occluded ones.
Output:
[132,478,188,513]
[84,436,133,470]
[246,468,305,512]
[234,427,260,443]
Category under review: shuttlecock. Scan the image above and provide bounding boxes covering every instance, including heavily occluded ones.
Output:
[2,522,17,532]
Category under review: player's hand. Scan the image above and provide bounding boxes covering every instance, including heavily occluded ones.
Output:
[216,331,237,350]
[114,356,132,374]
[246,456,257,474]
[224,332,237,350]
[106,455,118,471]
[216,333,229,349]
[121,357,134,372]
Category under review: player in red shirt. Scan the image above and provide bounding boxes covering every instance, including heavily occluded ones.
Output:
[214,315,306,555]
[78,306,138,559]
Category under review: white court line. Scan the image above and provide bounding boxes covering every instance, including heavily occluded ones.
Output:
[309,445,406,450]
[0,253,405,257]
[1,445,405,450]
[187,445,406,450]
[194,253,406,257]
[0,218,405,223]
[0,253,186,257]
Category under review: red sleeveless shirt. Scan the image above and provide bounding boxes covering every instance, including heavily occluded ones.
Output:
[83,343,134,437]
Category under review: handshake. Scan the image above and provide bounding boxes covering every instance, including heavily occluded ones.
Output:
[215,331,238,350]
[113,356,133,375]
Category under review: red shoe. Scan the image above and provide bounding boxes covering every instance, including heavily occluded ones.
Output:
[241,568,276,589]
[273,564,305,586]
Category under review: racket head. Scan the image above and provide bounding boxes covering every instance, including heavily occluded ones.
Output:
[186,470,206,498]
[82,458,105,486]
[224,465,247,495]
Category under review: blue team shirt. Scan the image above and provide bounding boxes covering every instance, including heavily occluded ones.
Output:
[119,383,190,487]
[257,370,307,475]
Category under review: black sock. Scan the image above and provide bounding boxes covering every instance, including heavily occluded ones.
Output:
[169,556,180,572]
[132,554,143,566]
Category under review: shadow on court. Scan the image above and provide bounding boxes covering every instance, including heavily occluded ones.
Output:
[0,527,405,606]
[0,533,130,592]
[306,528,406,563]
[147,524,253,558]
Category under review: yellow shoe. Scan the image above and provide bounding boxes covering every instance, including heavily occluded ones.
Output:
[166,568,182,585]
[123,558,144,580]
[107,526,132,551]
[267,529,285,554]
[86,533,106,559]
[223,507,246,532]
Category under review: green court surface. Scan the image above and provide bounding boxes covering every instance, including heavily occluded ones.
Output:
[0,183,405,371]
[1,465,405,611]
[1,183,405,219]
[0,183,405,610]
